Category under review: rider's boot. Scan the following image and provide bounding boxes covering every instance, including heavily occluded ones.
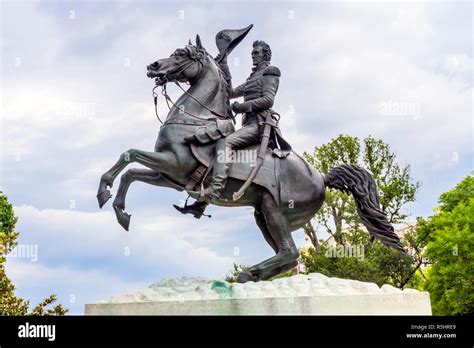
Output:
[199,139,231,202]
[173,201,209,219]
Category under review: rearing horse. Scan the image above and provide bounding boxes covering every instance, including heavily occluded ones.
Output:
[97,35,405,283]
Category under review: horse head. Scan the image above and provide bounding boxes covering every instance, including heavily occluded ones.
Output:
[147,35,209,86]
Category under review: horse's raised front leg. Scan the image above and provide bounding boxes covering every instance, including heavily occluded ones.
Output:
[97,148,175,208]
[112,168,178,231]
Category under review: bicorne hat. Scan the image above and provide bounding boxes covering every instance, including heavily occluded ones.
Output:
[215,24,253,63]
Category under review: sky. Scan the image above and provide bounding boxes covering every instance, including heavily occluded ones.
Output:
[0,0,472,314]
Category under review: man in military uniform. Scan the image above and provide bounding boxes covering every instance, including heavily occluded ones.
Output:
[175,30,283,217]
[200,40,281,201]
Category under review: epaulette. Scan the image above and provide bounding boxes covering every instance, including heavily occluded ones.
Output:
[263,66,281,77]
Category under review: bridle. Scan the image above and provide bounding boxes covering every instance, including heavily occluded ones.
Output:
[151,48,230,125]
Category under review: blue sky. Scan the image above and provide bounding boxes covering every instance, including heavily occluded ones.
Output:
[1,0,472,314]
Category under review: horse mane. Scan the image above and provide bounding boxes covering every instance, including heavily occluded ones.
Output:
[206,53,232,119]
[189,44,232,119]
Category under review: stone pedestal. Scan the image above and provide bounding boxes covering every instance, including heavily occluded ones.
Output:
[85,273,431,315]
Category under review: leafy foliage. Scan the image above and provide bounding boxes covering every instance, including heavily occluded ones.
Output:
[0,193,19,254]
[300,229,422,289]
[0,192,68,316]
[303,134,420,245]
[300,174,474,315]
[421,175,474,315]
[224,263,247,283]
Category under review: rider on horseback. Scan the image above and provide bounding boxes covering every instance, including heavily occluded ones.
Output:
[202,40,280,197]
[98,27,407,281]
[175,28,284,218]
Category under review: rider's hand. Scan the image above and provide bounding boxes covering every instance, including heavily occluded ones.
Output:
[232,101,251,114]
[216,53,228,64]
[232,101,242,113]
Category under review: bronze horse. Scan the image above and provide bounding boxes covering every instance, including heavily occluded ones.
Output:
[97,35,405,283]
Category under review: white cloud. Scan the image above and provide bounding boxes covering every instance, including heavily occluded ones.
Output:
[12,205,236,274]
[7,261,149,314]
[3,1,470,183]
[275,2,471,146]
[7,204,258,313]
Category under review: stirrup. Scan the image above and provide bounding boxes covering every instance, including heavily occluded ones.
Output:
[173,197,211,219]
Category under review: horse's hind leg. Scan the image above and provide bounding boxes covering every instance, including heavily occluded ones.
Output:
[261,260,298,281]
[253,207,298,281]
[237,191,299,283]
[254,208,278,254]
[112,169,176,231]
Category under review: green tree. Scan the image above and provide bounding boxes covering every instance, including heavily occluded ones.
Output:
[300,135,423,289]
[421,175,474,315]
[300,230,422,289]
[303,134,420,246]
[0,192,68,315]
[224,263,247,283]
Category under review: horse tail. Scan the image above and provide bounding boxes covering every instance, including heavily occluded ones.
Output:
[324,163,406,254]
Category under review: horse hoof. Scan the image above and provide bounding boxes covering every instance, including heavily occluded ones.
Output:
[119,211,131,231]
[97,190,112,209]
[118,212,131,231]
[114,206,131,231]
[236,271,259,283]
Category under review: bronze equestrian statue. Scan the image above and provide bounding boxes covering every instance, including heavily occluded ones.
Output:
[174,26,291,218]
[97,26,406,283]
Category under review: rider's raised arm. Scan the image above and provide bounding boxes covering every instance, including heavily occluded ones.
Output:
[218,58,232,85]
[235,66,280,113]
[218,59,245,99]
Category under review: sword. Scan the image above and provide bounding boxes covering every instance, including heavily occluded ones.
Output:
[232,113,277,201]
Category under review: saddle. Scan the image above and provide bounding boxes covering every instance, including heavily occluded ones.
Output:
[185,114,293,204]
[188,142,282,204]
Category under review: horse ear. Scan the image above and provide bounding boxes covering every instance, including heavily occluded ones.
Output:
[196,34,204,50]
[188,39,192,45]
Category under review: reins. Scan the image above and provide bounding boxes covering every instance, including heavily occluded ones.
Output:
[151,55,230,125]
